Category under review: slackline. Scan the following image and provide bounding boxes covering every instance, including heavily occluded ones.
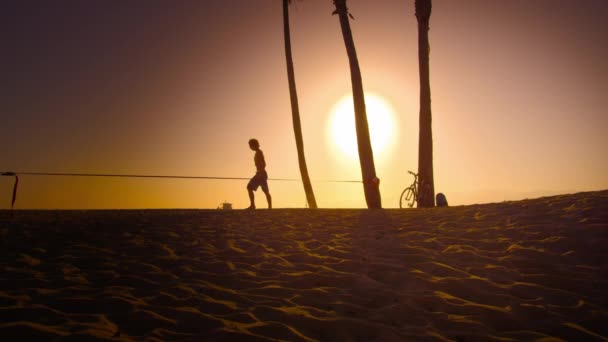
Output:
[1,171,362,209]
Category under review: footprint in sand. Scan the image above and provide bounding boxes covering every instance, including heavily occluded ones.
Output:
[18,254,41,266]
[227,239,246,253]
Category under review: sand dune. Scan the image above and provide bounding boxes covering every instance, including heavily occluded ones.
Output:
[1,191,607,341]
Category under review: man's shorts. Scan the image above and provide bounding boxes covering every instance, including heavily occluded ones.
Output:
[247,171,269,192]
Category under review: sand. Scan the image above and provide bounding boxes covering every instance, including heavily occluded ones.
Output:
[1,191,607,341]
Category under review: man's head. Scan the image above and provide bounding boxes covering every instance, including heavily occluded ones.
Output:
[248,138,260,151]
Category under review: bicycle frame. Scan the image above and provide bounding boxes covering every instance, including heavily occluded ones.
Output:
[400,171,419,208]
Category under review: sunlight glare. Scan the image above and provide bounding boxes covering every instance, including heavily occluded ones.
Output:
[328,93,397,159]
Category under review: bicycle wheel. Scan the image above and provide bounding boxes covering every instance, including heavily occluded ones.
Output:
[400,187,416,208]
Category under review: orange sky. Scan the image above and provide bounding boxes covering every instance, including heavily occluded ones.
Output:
[1,0,607,209]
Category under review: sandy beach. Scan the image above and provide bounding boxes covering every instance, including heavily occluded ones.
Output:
[1,191,607,341]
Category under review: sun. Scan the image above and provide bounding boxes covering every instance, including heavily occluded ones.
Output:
[328,93,397,159]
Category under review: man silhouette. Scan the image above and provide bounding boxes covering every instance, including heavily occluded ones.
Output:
[247,138,272,209]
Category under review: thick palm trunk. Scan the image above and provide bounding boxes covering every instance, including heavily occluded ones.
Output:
[416,0,435,207]
[333,0,382,209]
[283,0,318,208]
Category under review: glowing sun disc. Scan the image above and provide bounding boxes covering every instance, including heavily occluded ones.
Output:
[328,93,396,159]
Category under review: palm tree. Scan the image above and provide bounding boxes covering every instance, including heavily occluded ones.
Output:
[415,0,435,207]
[283,0,317,208]
[332,0,381,209]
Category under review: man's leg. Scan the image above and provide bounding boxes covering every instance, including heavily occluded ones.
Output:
[247,189,256,209]
[246,178,257,210]
[263,190,272,209]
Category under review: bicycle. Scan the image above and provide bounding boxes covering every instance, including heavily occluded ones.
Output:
[399,170,431,208]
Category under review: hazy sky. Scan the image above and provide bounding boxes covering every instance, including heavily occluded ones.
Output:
[1,0,607,209]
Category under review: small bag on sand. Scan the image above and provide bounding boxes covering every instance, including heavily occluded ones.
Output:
[436,193,448,207]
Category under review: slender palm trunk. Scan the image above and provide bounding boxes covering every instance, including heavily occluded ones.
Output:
[416,0,435,207]
[283,0,317,208]
[333,0,381,209]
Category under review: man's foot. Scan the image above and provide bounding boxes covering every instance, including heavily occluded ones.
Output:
[246,205,256,210]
